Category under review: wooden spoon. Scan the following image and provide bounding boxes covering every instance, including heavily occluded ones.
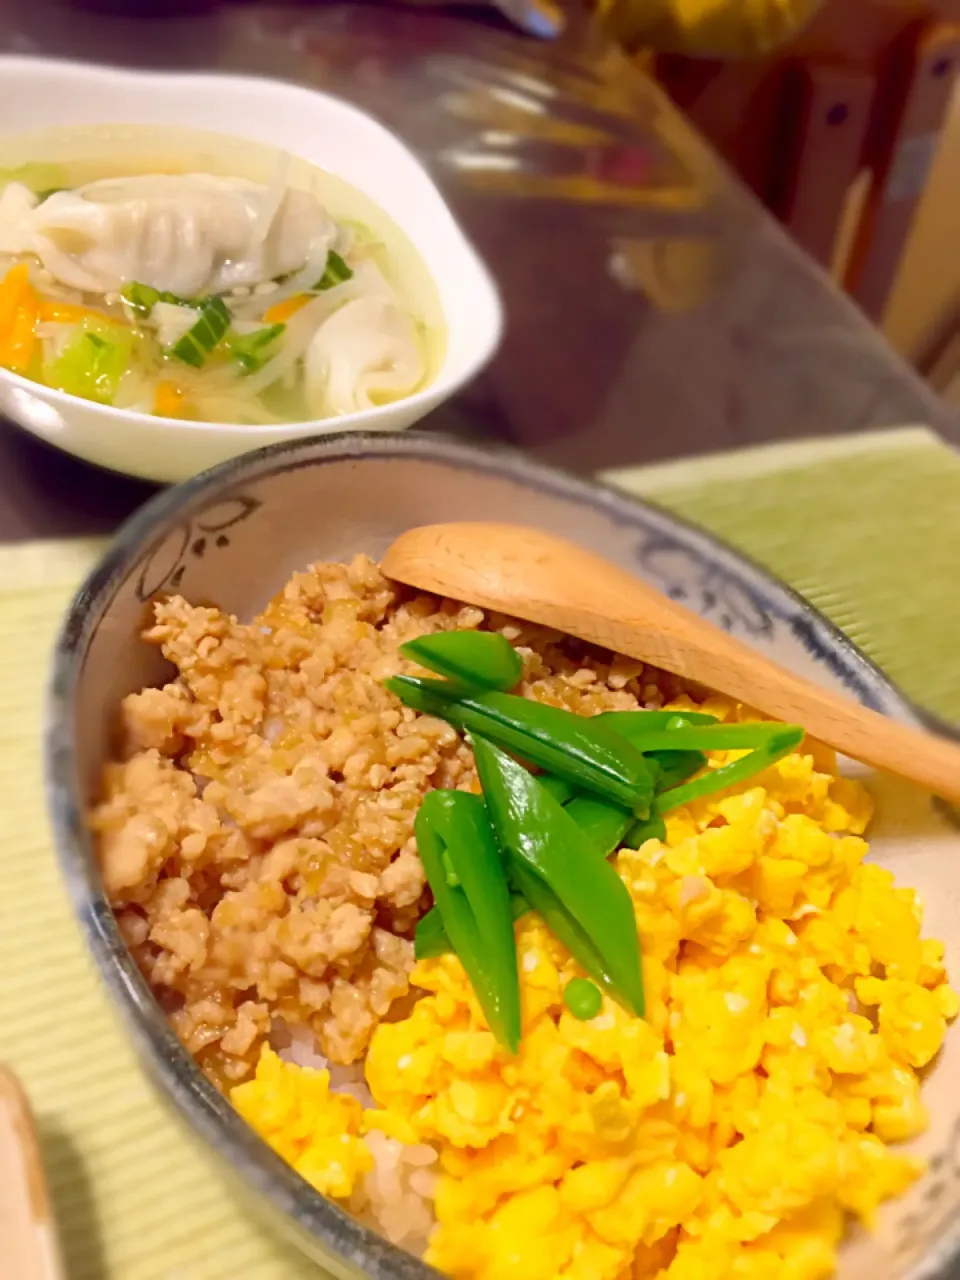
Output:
[0,1066,65,1280]
[381,521,960,803]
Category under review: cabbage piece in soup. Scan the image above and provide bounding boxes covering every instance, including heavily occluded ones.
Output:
[0,149,439,425]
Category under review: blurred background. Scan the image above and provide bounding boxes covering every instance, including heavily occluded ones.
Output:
[606,0,960,402]
[11,0,958,398]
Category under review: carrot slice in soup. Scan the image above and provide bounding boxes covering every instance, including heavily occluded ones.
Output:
[0,266,38,373]
[153,381,188,418]
[0,264,32,336]
[263,294,311,325]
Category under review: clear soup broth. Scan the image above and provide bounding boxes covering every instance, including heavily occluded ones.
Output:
[0,124,446,424]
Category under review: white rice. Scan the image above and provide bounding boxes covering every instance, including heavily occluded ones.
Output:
[351,1130,437,1251]
[270,1019,438,1253]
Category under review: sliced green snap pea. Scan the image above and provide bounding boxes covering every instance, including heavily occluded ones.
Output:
[653,725,805,814]
[415,790,521,1052]
[624,814,667,848]
[471,734,644,1018]
[401,630,523,692]
[387,676,655,815]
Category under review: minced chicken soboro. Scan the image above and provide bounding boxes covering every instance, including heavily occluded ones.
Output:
[91,554,677,1084]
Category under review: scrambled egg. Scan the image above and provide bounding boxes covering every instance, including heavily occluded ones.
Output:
[234,697,957,1280]
[232,1047,373,1198]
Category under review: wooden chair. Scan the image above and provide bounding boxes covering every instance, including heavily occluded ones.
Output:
[655,1,960,322]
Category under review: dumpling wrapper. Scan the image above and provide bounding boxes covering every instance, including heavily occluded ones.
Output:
[305,295,425,416]
[0,174,336,297]
[0,181,39,254]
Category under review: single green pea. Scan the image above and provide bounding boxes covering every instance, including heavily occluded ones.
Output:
[563,977,603,1020]
[442,849,460,888]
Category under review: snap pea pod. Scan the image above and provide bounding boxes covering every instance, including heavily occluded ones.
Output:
[595,709,718,733]
[565,794,634,859]
[653,725,805,815]
[646,749,705,791]
[507,858,626,1008]
[414,790,521,1051]
[415,892,529,960]
[417,862,632,1008]
[599,712,802,798]
[594,721,800,754]
[386,676,655,814]
[416,783,632,959]
[538,774,576,806]
[624,814,667,848]
[471,734,645,1017]
[400,630,523,692]
[527,777,635,857]
[597,709,715,794]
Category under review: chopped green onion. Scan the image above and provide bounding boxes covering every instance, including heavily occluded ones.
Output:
[122,281,195,318]
[226,323,286,373]
[563,978,603,1020]
[315,250,353,290]
[169,296,232,368]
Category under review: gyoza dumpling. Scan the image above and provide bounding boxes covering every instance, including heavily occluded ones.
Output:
[0,173,336,297]
[305,295,425,416]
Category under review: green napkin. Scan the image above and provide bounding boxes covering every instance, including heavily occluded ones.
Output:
[604,425,960,725]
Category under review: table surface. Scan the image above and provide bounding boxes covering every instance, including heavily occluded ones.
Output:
[0,0,955,542]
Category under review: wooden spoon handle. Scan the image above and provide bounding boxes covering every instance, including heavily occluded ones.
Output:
[0,1067,65,1280]
[382,522,960,802]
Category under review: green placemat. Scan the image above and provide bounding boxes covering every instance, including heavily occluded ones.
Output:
[605,425,960,725]
[0,423,956,1280]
